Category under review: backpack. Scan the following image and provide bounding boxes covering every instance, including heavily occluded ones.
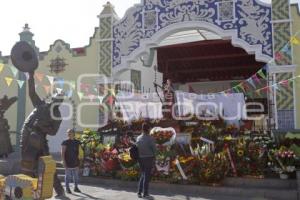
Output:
[129,144,139,161]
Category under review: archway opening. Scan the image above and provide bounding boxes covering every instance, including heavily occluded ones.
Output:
[155,29,269,130]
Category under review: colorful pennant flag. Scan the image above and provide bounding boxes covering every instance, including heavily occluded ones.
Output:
[252,74,261,84]
[4,77,13,86]
[70,81,76,90]
[88,94,95,102]
[56,88,63,94]
[24,73,29,80]
[291,36,300,45]
[17,80,24,89]
[77,92,84,101]
[255,89,262,97]
[247,78,256,89]
[280,80,289,87]
[272,84,280,91]
[35,72,45,82]
[9,66,18,77]
[43,85,51,94]
[47,75,54,85]
[275,52,283,60]
[67,89,73,98]
[257,69,267,80]
[281,44,291,56]
[0,63,4,73]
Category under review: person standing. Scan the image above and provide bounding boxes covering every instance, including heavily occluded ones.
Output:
[136,123,156,199]
[61,129,81,194]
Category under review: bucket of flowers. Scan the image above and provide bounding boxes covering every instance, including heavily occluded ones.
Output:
[150,127,176,145]
[171,155,197,182]
[270,147,297,179]
[118,151,136,169]
[99,145,119,173]
[199,153,229,185]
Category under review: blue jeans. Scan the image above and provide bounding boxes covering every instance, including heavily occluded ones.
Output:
[138,157,154,195]
[65,168,79,189]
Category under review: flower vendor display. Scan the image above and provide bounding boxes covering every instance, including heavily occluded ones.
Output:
[199,153,229,184]
[150,127,176,145]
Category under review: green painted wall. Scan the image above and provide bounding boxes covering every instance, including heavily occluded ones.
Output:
[291,4,300,129]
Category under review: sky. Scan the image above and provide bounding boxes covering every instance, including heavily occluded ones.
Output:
[0,0,299,56]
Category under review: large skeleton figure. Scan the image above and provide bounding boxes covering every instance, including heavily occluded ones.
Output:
[0,95,17,158]
[20,72,64,196]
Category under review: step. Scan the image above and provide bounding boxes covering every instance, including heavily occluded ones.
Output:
[56,167,65,175]
[224,177,297,190]
[57,176,298,200]
[56,161,63,168]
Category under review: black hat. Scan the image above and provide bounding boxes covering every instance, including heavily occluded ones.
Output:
[10,41,38,72]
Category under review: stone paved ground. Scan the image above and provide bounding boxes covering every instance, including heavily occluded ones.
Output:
[49,183,268,200]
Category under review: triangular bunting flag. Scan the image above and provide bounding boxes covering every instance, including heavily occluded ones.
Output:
[17,80,25,89]
[237,84,246,93]
[281,44,291,56]
[77,92,84,101]
[24,73,29,80]
[9,66,18,77]
[88,94,95,102]
[47,75,54,85]
[43,85,51,94]
[280,80,289,87]
[263,64,269,72]
[273,84,280,91]
[275,52,283,60]
[257,70,267,80]
[252,74,261,84]
[70,81,76,90]
[4,77,13,86]
[291,36,300,45]
[233,87,239,93]
[67,89,73,98]
[255,89,262,97]
[247,78,256,89]
[35,72,45,82]
[0,63,4,73]
[56,88,63,94]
